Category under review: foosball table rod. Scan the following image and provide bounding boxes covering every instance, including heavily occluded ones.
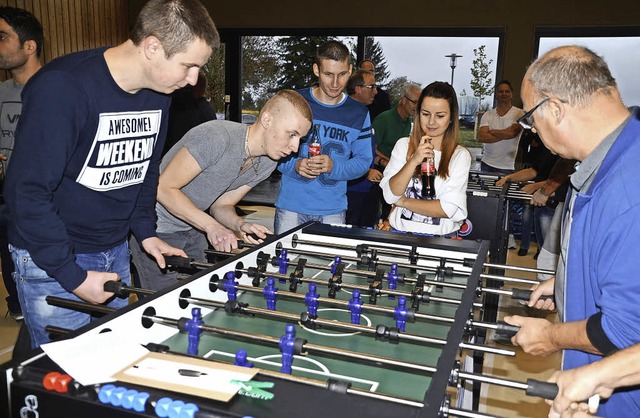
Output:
[39,309,567,418]
[175,290,513,357]
[250,252,544,302]
[237,267,474,308]
[257,247,541,286]
[102,280,523,341]
[285,235,555,276]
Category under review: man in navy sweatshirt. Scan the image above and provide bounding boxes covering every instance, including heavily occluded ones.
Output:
[4,0,219,349]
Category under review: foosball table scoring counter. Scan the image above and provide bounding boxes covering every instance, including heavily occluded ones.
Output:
[1,223,559,418]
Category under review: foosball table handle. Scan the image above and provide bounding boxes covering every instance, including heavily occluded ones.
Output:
[511,288,554,302]
[525,378,558,399]
[163,255,194,268]
[496,321,521,338]
[103,280,127,297]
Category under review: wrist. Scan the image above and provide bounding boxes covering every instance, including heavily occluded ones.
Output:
[538,188,550,197]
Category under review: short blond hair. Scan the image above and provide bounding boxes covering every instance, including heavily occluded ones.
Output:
[262,89,313,122]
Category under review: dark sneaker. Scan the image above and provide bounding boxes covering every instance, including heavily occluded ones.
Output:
[517,248,528,256]
[7,310,23,322]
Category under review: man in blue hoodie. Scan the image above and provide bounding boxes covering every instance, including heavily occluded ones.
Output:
[5,0,219,348]
[274,41,372,234]
[504,45,640,418]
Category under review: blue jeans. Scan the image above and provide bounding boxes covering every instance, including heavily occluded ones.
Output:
[519,203,534,251]
[10,241,131,348]
[274,208,346,235]
[534,206,555,248]
[480,161,514,176]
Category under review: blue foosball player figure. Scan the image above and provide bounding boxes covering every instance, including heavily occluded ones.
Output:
[234,349,254,368]
[304,283,320,318]
[279,324,296,374]
[348,290,363,324]
[331,256,342,274]
[394,296,409,332]
[263,277,278,310]
[186,307,204,355]
[277,249,289,282]
[387,264,399,299]
[223,271,238,301]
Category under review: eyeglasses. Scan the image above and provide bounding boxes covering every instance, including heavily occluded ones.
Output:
[517,98,550,130]
[404,95,417,104]
[358,84,377,90]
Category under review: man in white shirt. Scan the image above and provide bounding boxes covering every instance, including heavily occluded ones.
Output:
[478,80,525,173]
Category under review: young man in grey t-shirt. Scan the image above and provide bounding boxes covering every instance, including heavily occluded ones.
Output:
[131,90,312,291]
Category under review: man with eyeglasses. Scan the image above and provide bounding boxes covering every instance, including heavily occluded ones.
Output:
[503,45,639,418]
[372,83,421,220]
[478,80,525,174]
[345,69,382,227]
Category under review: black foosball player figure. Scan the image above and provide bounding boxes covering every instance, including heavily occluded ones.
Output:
[394,296,409,332]
[348,290,364,324]
[186,307,204,356]
[279,324,297,374]
[305,283,320,318]
[387,264,399,299]
[263,277,278,310]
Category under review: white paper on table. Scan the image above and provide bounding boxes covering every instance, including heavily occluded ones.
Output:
[41,331,149,386]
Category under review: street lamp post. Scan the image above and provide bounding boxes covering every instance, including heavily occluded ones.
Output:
[445,53,462,86]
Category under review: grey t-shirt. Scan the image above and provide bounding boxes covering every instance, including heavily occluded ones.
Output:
[156,120,276,233]
[0,78,24,172]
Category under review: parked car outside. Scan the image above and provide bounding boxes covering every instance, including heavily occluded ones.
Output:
[242,113,258,125]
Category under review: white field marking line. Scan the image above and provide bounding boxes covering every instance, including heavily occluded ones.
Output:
[299,308,372,337]
[203,349,379,391]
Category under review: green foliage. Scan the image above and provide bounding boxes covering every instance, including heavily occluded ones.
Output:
[242,36,281,110]
[202,45,226,114]
[276,36,339,90]
[386,76,409,106]
[203,36,396,115]
[458,125,481,148]
[470,45,494,109]
[385,76,422,107]
[363,37,390,85]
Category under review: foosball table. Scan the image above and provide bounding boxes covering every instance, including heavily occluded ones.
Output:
[1,223,557,418]
[464,170,532,266]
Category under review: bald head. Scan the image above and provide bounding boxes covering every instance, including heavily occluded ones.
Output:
[520,45,629,161]
[524,45,617,108]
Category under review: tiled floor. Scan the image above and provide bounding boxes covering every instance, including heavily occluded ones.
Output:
[0,206,558,417]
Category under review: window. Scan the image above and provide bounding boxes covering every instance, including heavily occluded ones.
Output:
[537,29,640,106]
